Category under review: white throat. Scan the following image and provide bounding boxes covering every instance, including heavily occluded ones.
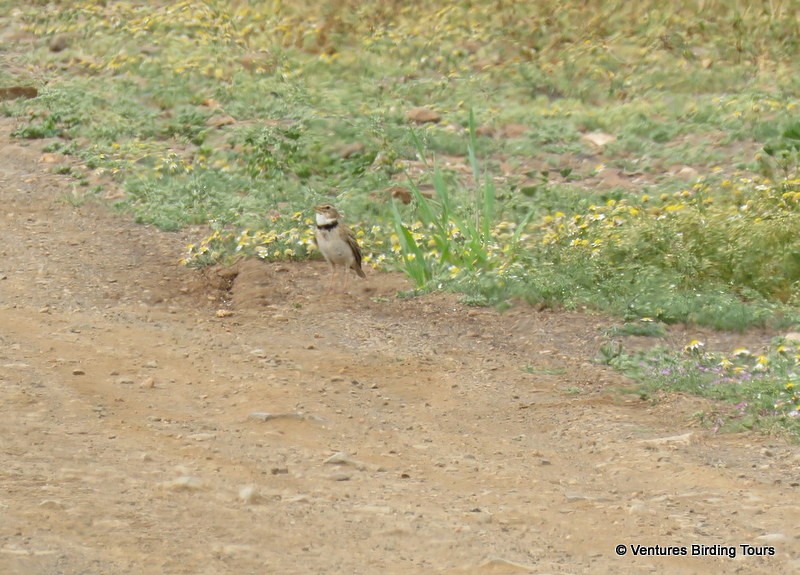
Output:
[316,212,337,226]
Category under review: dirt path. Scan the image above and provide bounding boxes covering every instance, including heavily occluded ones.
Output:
[1,119,798,575]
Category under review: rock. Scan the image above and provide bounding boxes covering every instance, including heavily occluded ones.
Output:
[354,505,393,514]
[0,86,38,100]
[249,411,325,423]
[72,368,85,376]
[406,107,441,124]
[216,309,234,318]
[639,431,693,446]
[329,472,352,481]
[39,153,64,164]
[501,124,528,138]
[784,332,800,342]
[756,533,787,543]
[339,142,365,158]
[582,131,616,147]
[249,412,304,422]
[206,113,236,128]
[139,376,155,389]
[238,52,276,72]
[238,485,260,504]
[478,557,538,573]
[598,169,634,188]
[285,494,309,503]
[387,185,412,204]
[212,543,257,558]
[188,433,215,441]
[160,476,203,491]
[324,452,366,471]
[49,34,69,52]
[565,492,591,502]
[675,166,699,180]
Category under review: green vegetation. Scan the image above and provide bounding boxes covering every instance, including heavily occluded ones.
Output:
[603,337,800,438]
[3,0,800,436]
[2,0,797,329]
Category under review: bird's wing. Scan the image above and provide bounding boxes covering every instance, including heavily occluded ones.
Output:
[343,225,366,277]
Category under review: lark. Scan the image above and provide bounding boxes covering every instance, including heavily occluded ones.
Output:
[314,204,366,292]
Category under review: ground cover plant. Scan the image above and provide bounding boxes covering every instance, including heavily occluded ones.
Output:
[602,336,800,438]
[1,0,800,434]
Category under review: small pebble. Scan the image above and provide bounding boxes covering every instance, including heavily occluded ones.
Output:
[188,433,215,441]
[161,476,203,491]
[756,533,787,543]
[238,485,259,504]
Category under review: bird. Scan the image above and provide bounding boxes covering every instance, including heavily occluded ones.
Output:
[313,204,366,292]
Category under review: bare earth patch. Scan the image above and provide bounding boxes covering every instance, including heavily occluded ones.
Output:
[1,120,798,575]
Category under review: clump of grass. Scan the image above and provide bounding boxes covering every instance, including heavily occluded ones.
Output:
[389,111,535,291]
[607,338,800,438]
[606,320,667,338]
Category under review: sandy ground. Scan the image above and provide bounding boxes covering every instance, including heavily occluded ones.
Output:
[1,117,799,575]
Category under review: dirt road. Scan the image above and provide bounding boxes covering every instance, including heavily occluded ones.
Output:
[1,119,798,574]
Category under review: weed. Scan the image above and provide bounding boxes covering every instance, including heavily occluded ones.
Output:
[606,321,667,338]
[612,338,800,438]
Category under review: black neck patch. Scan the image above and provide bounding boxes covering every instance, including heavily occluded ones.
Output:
[316,221,338,231]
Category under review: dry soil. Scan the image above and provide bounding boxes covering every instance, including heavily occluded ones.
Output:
[1,118,799,575]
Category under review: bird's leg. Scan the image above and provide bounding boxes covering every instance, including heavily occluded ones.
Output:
[343,266,350,293]
[327,265,336,294]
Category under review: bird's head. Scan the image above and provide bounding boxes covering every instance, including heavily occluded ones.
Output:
[314,204,341,226]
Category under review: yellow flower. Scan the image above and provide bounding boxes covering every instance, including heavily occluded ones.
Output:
[684,339,704,353]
